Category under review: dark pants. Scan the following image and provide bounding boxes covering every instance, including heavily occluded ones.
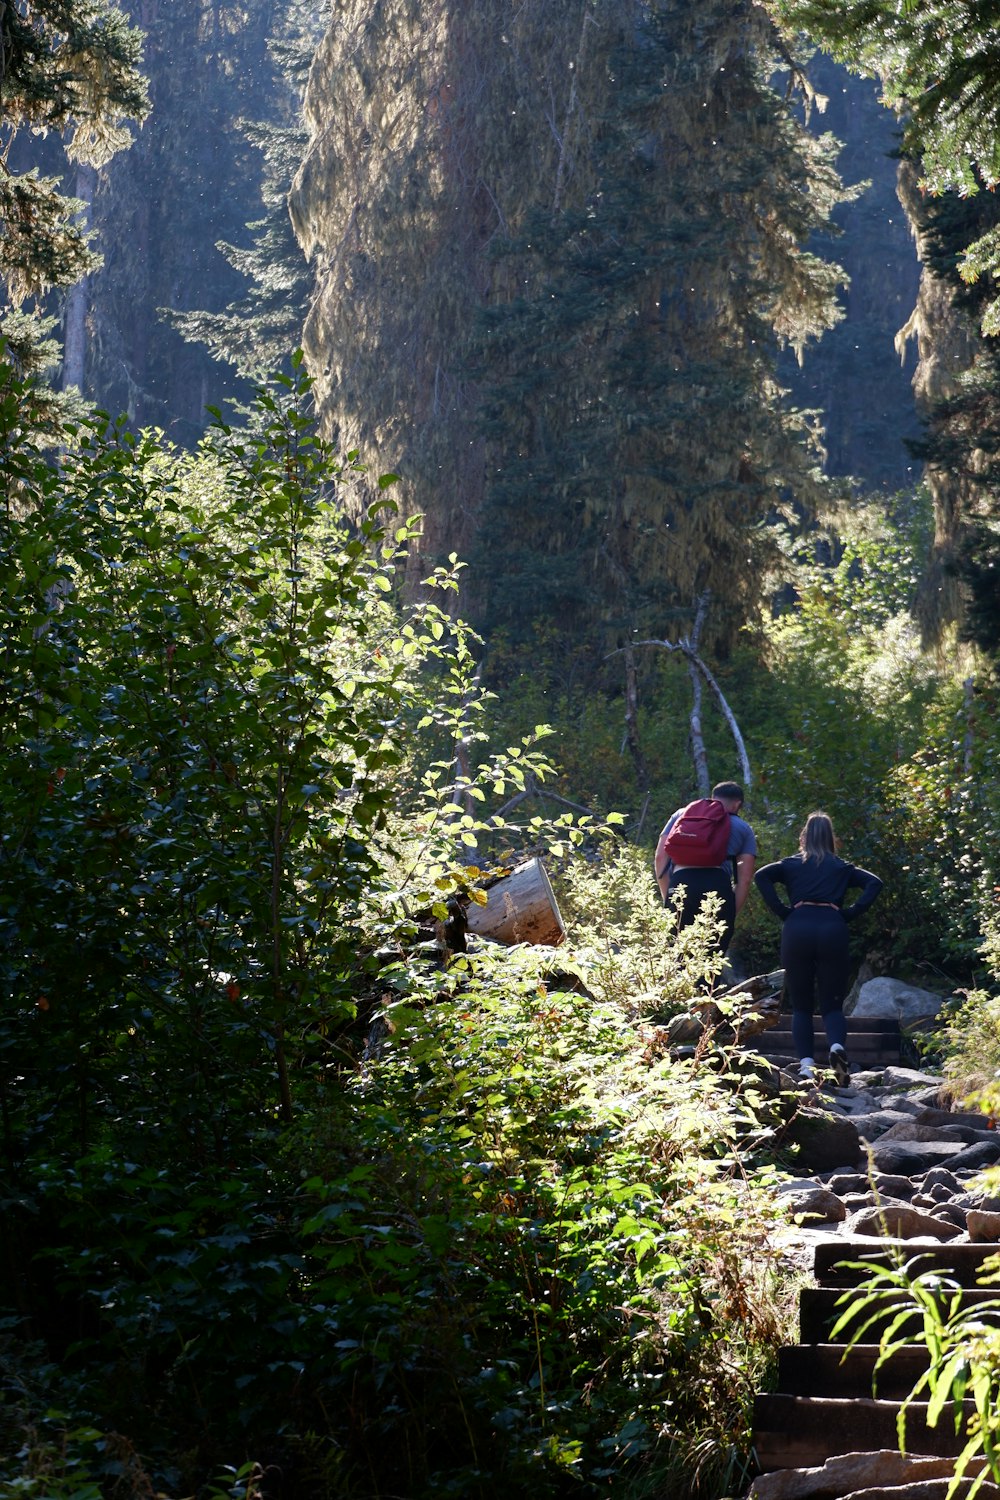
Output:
[669,867,735,954]
[781,906,850,1058]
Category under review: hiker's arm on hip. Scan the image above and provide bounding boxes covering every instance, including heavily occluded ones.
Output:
[654,836,671,902]
[733,852,755,914]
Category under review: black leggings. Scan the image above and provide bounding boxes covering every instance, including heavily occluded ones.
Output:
[781,906,850,1058]
[669,868,735,954]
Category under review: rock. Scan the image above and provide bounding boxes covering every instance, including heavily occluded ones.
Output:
[747,1452,962,1499]
[781,1187,847,1224]
[966,1208,1000,1242]
[875,1121,941,1142]
[921,1182,954,1205]
[842,1192,879,1212]
[871,1173,917,1200]
[867,1139,975,1175]
[938,1125,1000,1145]
[776,1176,826,1195]
[850,1482,1000,1499]
[909,1085,955,1109]
[851,978,949,1025]
[915,1108,991,1130]
[839,1093,884,1116]
[826,1172,871,1195]
[850,1111,919,1140]
[888,1094,933,1116]
[880,1066,944,1091]
[954,1193,1000,1212]
[919,1167,960,1193]
[781,1110,862,1173]
[931,1203,968,1229]
[948,1140,1000,1172]
[846,1203,962,1239]
[877,1120,994,1146]
[852,1068,888,1088]
[662,1013,704,1044]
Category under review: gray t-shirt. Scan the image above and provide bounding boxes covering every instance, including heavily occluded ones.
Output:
[659,808,757,876]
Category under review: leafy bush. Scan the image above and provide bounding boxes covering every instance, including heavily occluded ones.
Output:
[291,943,789,1497]
[553,842,727,1015]
[0,359,793,1499]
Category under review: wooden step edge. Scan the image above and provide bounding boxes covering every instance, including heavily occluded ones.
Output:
[814,1238,1000,1285]
[753,1392,973,1471]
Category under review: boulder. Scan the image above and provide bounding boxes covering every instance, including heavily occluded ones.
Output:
[781,1186,847,1224]
[747,1452,963,1500]
[915,1108,991,1130]
[662,1012,704,1044]
[867,1139,975,1175]
[948,1140,1000,1172]
[930,1202,968,1229]
[876,1121,941,1142]
[954,1193,1000,1212]
[845,1203,963,1239]
[850,1482,1000,1500]
[841,1192,879,1212]
[919,1167,961,1193]
[917,1182,954,1205]
[966,1208,1000,1242]
[871,1173,917,1200]
[840,1093,885,1116]
[850,978,949,1025]
[781,1110,862,1173]
[880,1066,945,1091]
[878,1121,994,1146]
[850,1111,919,1140]
[826,1172,871,1194]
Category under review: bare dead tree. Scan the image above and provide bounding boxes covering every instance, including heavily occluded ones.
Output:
[620,642,651,795]
[622,591,754,792]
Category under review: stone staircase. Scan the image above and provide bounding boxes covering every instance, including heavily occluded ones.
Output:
[750,1016,905,1075]
[751,1238,1000,1476]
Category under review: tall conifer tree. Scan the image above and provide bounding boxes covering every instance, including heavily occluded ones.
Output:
[779,0,1000,651]
[85,0,287,432]
[291,0,850,640]
[475,0,849,641]
[167,0,322,381]
[0,0,147,411]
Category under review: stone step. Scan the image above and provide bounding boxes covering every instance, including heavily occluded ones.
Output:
[757,1018,905,1034]
[776,1342,931,1398]
[750,1031,901,1059]
[799,1284,1000,1343]
[814,1238,1000,1287]
[753,1393,970,1472]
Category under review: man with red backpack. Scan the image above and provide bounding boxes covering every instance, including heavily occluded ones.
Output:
[653,782,757,954]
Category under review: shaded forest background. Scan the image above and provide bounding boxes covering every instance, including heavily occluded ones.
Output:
[6,2,1000,1498]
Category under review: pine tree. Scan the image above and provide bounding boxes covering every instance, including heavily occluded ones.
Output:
[778,0,1000,650]
[166,0,323,382]
[289,0,850,642]
[0,0,147,411]
[84,0,284,433]
[473,0,850,643]
[902,183,1000,651]
[776,0,1000,331]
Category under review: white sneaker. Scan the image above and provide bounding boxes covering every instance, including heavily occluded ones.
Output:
[798,1057,815,1080]
[829,1044,850,1087]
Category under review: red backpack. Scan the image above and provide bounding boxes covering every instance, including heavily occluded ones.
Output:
[661,798,731,868]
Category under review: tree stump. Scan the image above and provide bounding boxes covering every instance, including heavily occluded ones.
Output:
[466,858,566,947]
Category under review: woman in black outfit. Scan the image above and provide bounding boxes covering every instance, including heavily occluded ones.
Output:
[754,812,883,1084]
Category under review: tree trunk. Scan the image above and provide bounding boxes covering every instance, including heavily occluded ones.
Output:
[62,164,96,393]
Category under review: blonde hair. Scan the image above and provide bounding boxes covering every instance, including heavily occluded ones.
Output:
[799,811,836,863]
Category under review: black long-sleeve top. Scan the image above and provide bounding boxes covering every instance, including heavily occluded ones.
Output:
[754,853,883,922]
